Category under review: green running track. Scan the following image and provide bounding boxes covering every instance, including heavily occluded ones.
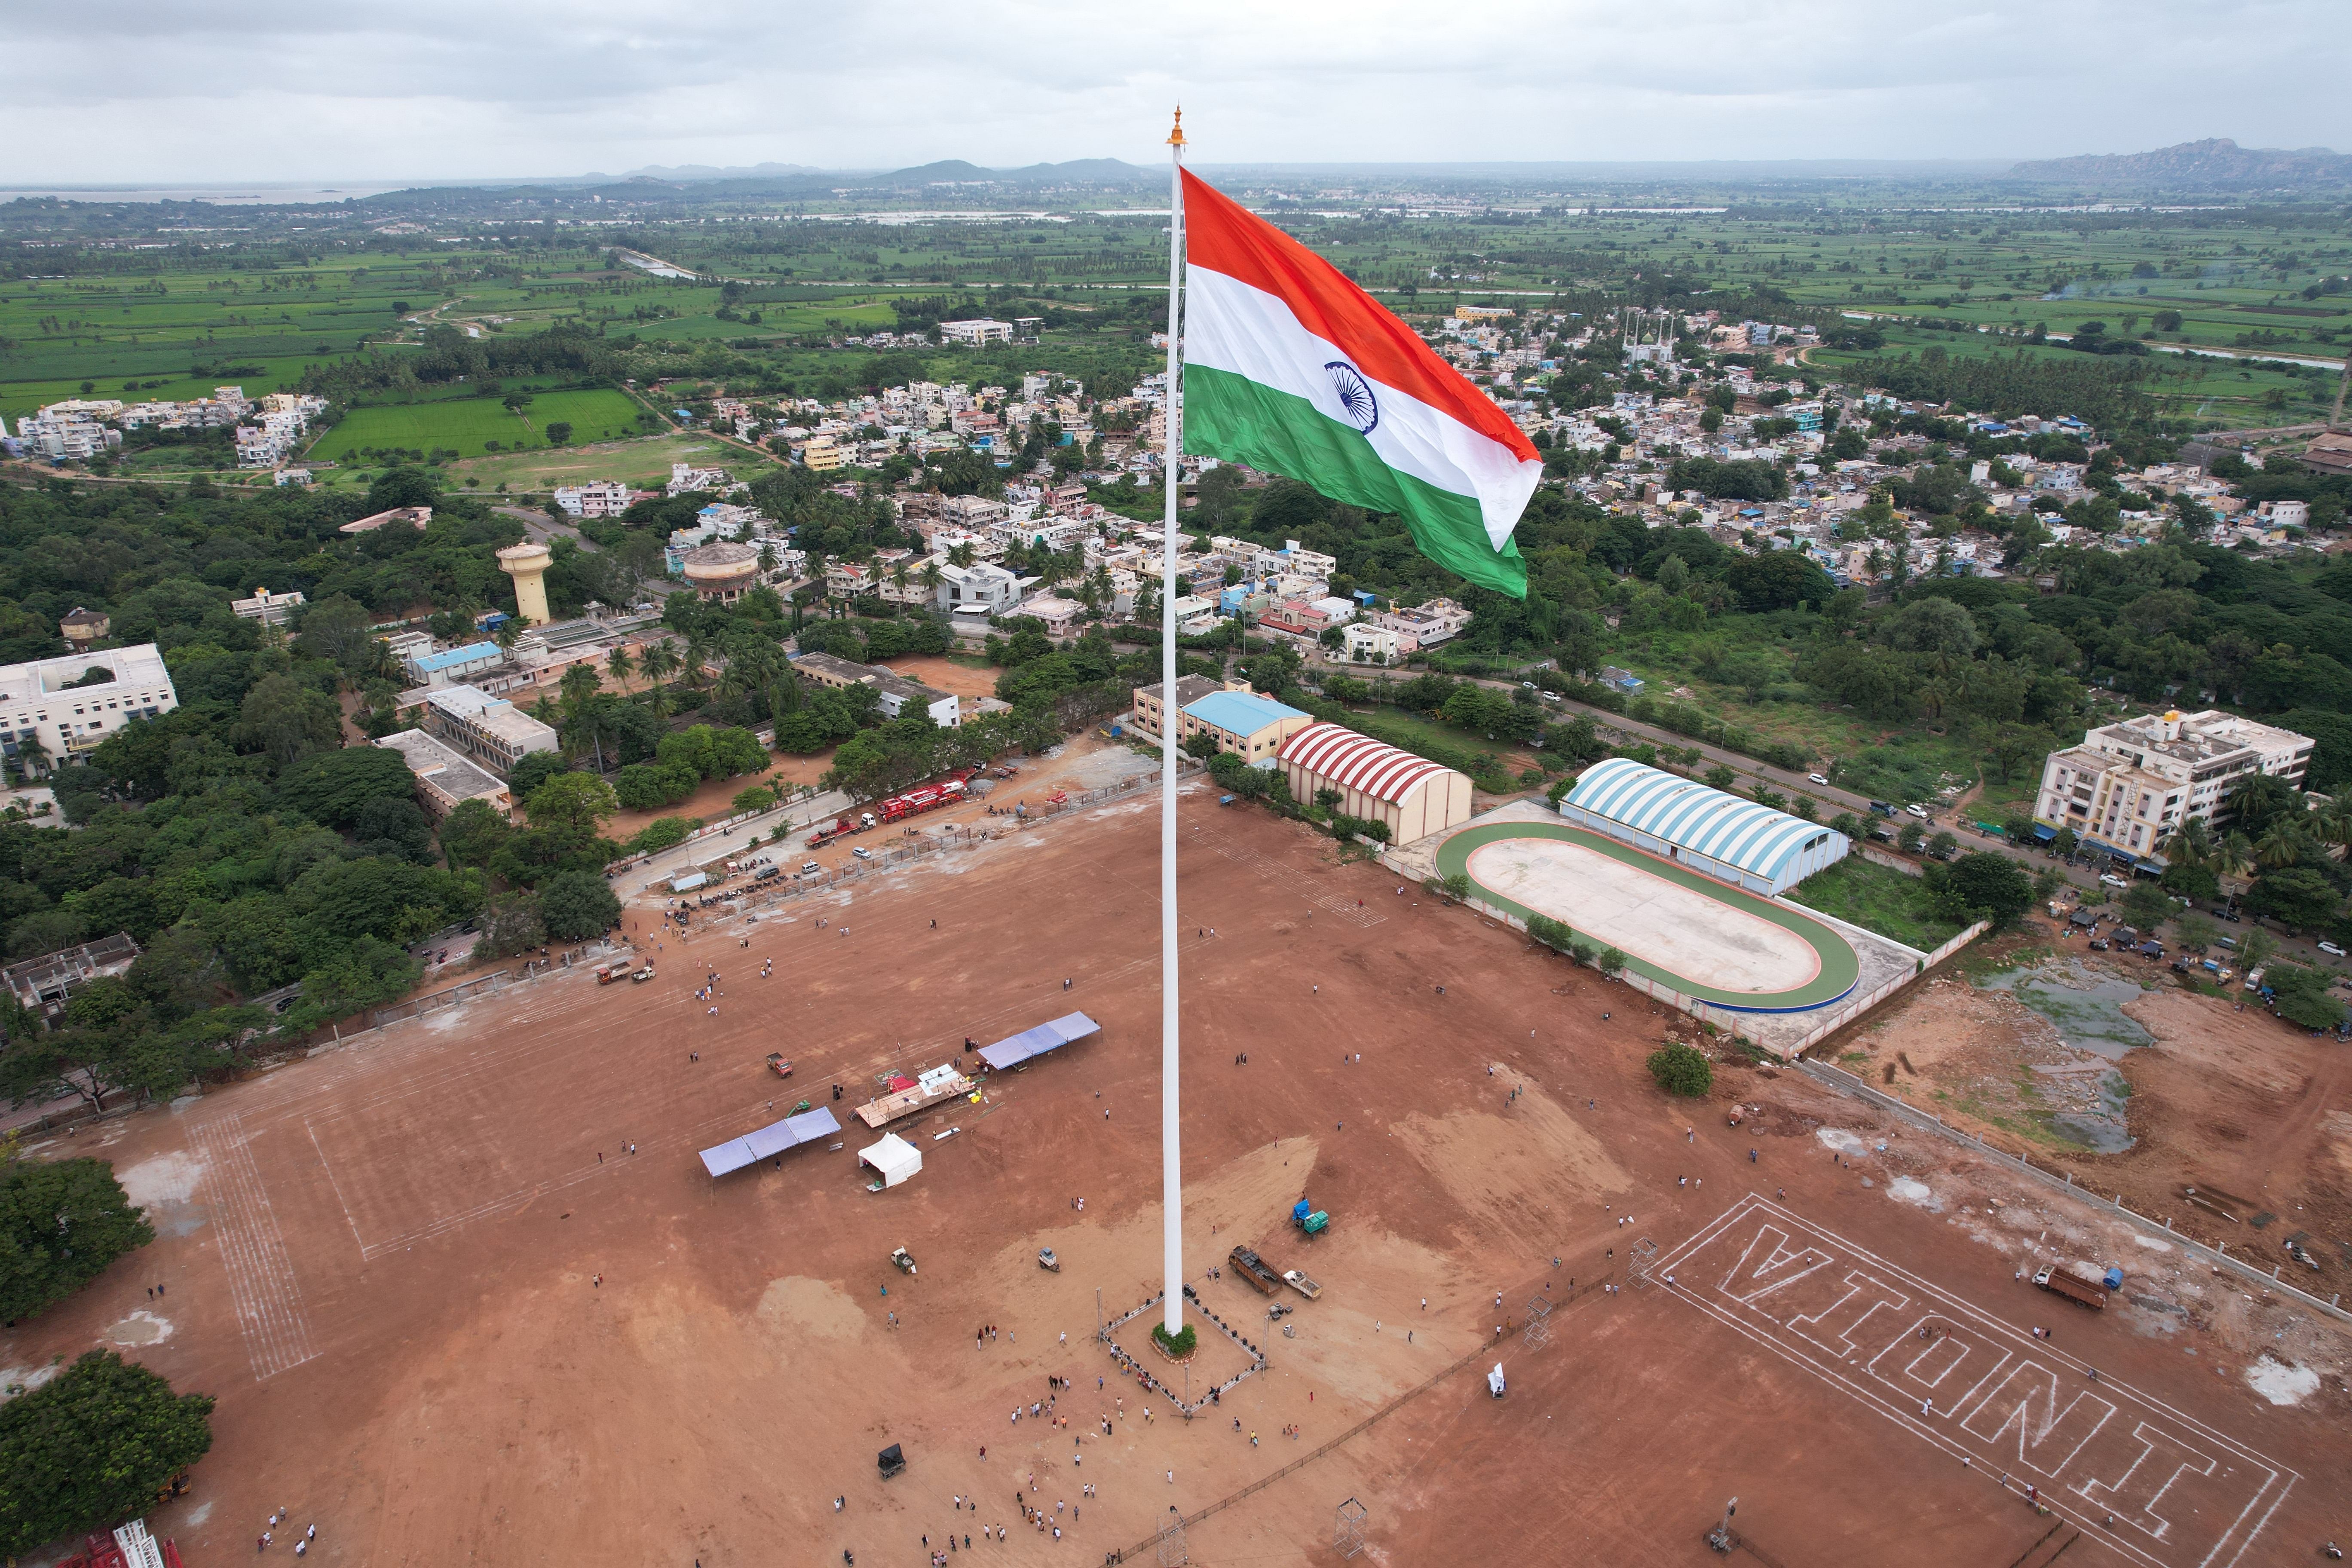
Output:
[1434,821,1861,1012]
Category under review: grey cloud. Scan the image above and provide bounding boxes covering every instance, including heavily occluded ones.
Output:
[0,0,2343,182]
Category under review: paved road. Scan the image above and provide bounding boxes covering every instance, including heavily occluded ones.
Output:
[622,788,851,897]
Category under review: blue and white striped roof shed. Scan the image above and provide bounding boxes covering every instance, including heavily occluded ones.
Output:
[1559,757,1847,895]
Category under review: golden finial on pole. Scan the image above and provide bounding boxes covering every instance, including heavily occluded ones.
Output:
[1167,106,1186,148]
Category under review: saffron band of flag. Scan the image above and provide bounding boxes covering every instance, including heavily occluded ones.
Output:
[1178,170,1541,597]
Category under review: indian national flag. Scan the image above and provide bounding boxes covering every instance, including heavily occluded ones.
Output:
[1180,170,1542,597]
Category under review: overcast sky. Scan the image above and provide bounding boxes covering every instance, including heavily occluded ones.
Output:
[4,0,2346,186]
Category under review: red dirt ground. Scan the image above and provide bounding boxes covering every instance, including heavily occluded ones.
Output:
[7,791,2347,1566]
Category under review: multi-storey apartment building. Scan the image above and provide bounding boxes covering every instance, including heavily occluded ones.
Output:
[2033,709,2314,860]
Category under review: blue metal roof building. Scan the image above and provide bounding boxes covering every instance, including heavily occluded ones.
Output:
[1559,757,1848,896]
[1179,689,1311,763]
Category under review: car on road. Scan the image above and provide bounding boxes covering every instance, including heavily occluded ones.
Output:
[851,846,874,861]
[1905,803,1930,819]
[2320,941,2348,959]
[1807,773,1828,786]
[801,861,822,876]
[2099,873,2129,889]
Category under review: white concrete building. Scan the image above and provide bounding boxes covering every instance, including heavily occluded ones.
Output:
[0,643,178,770]
[416,684,560,777]
[554,480,634,518]
[667,462,737,497]
[1368,597,1473,647]
[935,560,1024,618]
[1341,623,1403,664]
[940,319,1014,345]
[2033,709,2315,860]
[230,586,306,625]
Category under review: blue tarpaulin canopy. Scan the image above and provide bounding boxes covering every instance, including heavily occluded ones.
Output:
[2033,824,2057,842]
[699,1106,842,1179]
[978,1011,1101,1071]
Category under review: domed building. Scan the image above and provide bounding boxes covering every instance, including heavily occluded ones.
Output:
[681,541,762,604]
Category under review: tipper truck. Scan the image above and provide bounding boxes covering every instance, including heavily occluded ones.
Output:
[1228,1246,1282,1295]
[2032,1264,2107,1312]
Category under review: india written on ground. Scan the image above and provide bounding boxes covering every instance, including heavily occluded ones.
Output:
[4,4,2352,1564]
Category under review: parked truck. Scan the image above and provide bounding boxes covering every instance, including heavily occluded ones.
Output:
[1228,1245,1282,1295]
[2032,1264,2107,1312]
[1281,1269,1321,1300]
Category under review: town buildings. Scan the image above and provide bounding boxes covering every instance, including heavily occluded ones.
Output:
[2032,710,2315,860]
[415,684,560,777]
[0,643,178,771]
[553,480,635,518]
[230,586,305,625]
[375,728,515,820]
[59,608,109,650]
[1133,682,1313,762]
[791,650,960,727]
[404,640,505,687]
[1277,722,1474,843]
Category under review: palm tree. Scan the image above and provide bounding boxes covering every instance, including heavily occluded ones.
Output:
[605,645,634,689]
[2162,818,2214,870]
[680,634,710,690]
[947,542,977,570]
[919,560,943,600]
[2318,796,2352,856]
[2254,818,2309,870]
[639,637,677,691]
[2215,829,2257,888]
[558,661,602,719]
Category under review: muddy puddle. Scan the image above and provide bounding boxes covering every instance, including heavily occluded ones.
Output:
[1981,958,2148,1152]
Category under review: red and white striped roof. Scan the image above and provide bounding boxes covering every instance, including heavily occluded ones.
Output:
[1276,722,1457,805]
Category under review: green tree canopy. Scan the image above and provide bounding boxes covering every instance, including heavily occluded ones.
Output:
[1646,1041,1713,1097]
[0,1154,155,1322]
[0,1350,215,1557]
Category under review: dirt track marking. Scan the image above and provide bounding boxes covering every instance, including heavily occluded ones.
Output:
[1654,1195,2292,1568]
[1189,827,1386,928]
[190,1115,319,1380]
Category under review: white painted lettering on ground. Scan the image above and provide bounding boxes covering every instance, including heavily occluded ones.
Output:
[1654,1194,2292,1568]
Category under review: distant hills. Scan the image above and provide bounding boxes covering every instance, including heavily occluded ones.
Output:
[2008,138,2352,190]
[605,161,828,181]
[555,158,1155,191]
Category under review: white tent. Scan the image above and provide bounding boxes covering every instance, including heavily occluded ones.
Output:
[860,1132,923,1188]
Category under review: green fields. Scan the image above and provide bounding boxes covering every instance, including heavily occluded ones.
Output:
[310,386,644,462]
[3,187,2345,471]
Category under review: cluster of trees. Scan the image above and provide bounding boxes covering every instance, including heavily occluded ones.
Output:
[297,322,622,403]
[0,1144,214,1554]
[0,476,677,1113]
[0,1149,153,1321]
[608,724,768,811]
[1858,344,2154,429]
[0,1349,215,1557]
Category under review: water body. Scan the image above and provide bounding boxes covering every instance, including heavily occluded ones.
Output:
[1981,958,2151,1152]
[1982,958,2154,1060]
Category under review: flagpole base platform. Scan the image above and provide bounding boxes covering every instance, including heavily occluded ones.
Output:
[1101,1289,1271,1420]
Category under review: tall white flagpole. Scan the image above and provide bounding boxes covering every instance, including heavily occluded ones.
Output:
[1159,106,1188,1341]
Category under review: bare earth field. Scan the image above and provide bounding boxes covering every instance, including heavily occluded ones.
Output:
[6,794,2349,1567]
[1835,919,2352,1289]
